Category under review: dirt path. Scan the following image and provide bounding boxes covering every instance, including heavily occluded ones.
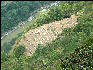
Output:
[16,14,78,56]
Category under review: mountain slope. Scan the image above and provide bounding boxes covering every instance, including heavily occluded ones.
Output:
[13,14,78,56]
[1,1,93,70]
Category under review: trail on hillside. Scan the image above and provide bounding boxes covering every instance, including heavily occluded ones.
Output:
[16,14,78,56]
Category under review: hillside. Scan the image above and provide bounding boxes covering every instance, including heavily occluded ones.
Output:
[1,1,54,35]
[1,1,59,53]
[15,14,78,56]
[1,1,93,70]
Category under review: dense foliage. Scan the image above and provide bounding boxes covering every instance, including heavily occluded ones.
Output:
[1,1,54,34]
[60,37,93,70]
[35,2,85,24]
[1,1,54,53]
[26,1,89,32]
[1,1,93,70]
[13,45,25,58]
[28,19,93,70]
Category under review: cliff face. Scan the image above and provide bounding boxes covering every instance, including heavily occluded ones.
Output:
[17,14,78,56]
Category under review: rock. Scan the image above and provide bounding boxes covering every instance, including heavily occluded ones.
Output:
[19,14,77,56]
[30,42,32,45]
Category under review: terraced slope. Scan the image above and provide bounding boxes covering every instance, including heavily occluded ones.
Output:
[16,14,78,56]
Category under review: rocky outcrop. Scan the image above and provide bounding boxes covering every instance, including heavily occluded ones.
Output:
[19,14,78,56]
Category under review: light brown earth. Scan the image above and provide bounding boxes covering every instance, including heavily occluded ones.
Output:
[14,14,78,56]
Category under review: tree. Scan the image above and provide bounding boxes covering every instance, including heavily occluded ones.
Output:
[1,52,10,63]
[13,45,25,58]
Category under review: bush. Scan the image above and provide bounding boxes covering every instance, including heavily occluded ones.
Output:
[60,38,93,70]
[13,45,25,58]
[1,52,10,63]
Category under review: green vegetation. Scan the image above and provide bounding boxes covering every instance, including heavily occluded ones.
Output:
[13,45,25,58]
[1,1,54,34]
[26,1,90,32]
[1,10,39,53]
[1,1,93,70]
[29,20,93,70]
[1,31,24,53]
[1,1,54,53]
[34,1,84,25]
[60,36,93,70]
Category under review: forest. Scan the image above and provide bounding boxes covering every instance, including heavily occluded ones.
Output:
[1,1,93,70]
[1,1,54,35]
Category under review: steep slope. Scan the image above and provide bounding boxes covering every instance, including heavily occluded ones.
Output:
[1,1,93,70]
[15,14,78,56]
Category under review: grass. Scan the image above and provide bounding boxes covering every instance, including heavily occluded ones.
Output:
[1,10,40,50]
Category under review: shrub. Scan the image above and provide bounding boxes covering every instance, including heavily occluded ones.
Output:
[13,45,25,58]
